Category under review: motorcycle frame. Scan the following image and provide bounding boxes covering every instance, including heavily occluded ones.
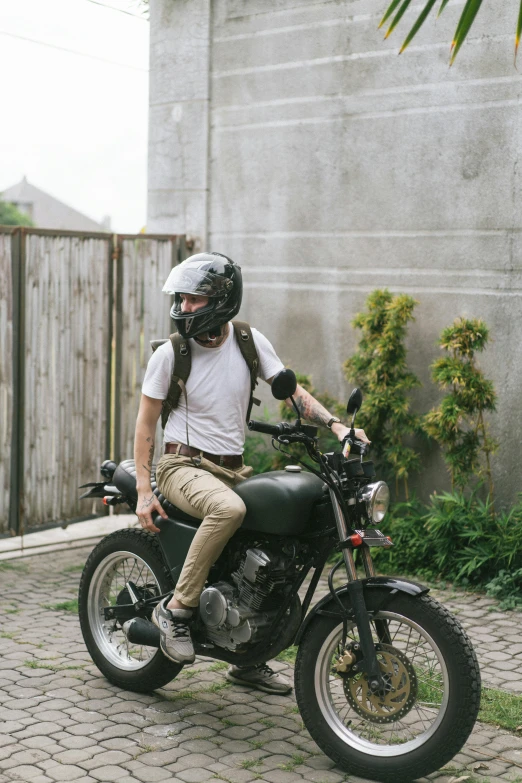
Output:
[83,434,428,679]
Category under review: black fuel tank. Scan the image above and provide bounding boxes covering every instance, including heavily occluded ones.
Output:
[234,470,325,536]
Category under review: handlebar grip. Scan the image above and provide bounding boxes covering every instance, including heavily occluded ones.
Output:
[355,440,370,456]
[248,420,282,436]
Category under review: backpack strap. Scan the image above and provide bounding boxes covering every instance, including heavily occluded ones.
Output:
[160,333,191,430]
[150,338,169,353]
[232,320,261,422]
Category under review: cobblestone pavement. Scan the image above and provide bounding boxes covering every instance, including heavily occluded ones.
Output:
[1,545,521,783]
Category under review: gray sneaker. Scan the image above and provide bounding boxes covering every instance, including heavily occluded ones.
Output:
[226,663,292,694]
[152,599,195,664]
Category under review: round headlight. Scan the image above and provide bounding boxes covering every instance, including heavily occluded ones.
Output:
[358,481,390,525]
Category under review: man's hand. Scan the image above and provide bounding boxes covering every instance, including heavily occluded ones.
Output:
[331,422,371,444]
[137,492,168,533]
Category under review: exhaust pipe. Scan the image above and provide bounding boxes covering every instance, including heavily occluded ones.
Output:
[122,617,160,647]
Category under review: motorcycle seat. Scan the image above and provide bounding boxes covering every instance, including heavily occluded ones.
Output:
[113,459,202,526]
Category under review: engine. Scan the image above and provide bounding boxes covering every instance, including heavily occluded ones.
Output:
[198,547,293,651]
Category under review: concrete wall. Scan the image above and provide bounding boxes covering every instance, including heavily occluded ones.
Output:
[148,0,522,503]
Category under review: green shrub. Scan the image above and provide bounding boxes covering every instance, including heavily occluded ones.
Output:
[344,289,421,500]
[243,432,274,474]
[243,405,277,474]
[486,568,522,611]
[377,491,522,591]
[423,318,497,499]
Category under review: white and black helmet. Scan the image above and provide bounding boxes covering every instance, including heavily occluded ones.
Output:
[162,252,243,338]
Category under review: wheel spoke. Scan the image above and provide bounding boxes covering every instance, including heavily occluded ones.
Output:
[87,550,162,672]
[317,609,449,755]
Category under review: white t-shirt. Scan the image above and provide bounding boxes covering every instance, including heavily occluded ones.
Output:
[142,324,284,455]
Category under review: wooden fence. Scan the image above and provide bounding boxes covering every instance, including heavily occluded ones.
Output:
[0,227,186,535]
[0,231,14,531]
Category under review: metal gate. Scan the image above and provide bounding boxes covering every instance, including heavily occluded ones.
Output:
[0,227,187,535]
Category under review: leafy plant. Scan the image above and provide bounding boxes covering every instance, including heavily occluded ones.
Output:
[379,0,522,65]
[0,198,33,227]
[378,490,522,588]
[423,318,497,500]
[486,568,522,610]
[344,289,421,499]
[243,432,275,474]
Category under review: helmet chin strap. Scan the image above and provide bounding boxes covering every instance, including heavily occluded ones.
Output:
[195,325,222,344]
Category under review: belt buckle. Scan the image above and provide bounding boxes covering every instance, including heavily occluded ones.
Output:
[219,456,225,467]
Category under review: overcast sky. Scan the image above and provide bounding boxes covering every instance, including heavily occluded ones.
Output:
[0,0,149,232]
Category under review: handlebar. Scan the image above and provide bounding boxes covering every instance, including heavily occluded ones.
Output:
[248,420,285,436]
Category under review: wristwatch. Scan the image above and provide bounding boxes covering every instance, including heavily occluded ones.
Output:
[327,417,341,429]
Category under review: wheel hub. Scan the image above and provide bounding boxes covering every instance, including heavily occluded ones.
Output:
[343,643,418,723]
[115,583,156,623]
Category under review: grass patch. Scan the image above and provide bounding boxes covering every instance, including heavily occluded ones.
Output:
[478,686,522,732]
[259,718,275,728]
[209,661,229,672]
[275,645,297,665]
[164,689,197,702]
[64,564,85,573]
[248,739,265,749]
[23,660,84,673]
[0,561,28,573]
[179,668,197,680]
[279,753,306,771]
[220,718,238,727]
[5,608,20,614]
[202,681,231,694]
[239,759,262,770]
[42,599,79,613]
[0,632,15,639]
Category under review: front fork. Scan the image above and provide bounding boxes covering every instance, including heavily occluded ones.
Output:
[329,489,389,693]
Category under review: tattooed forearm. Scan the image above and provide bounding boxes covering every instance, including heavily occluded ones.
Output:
[290,385,333,427]
[146,436,154,471]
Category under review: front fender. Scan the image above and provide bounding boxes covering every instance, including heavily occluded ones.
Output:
[294,576,429,645]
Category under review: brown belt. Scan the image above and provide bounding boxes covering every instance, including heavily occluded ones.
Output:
[164,442,243,469]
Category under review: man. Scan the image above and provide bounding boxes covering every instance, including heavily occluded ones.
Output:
[135,252,368,695]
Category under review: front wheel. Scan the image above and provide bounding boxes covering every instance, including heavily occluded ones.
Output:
[295,590,481,782]
[78,528,182,692]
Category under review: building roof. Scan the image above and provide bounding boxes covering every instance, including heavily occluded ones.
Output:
[2,177,107,232]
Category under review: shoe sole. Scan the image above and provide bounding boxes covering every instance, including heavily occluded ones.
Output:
[225,671,292,695]
[151,609,195,665]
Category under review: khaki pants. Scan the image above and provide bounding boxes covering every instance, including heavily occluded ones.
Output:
[155,453,253,608]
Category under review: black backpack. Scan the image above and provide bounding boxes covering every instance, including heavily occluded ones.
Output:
[151,321,261,430]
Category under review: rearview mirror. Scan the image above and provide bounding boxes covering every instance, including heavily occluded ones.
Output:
[347,388,363,416]
[271,369,298,401]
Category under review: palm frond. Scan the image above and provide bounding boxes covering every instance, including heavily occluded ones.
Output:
[379,0,497,63]
[400,0,438,53]
[450,0,476,49]
[516,0,522,60]
[437,0,452,17]
[379,0,403,29]
[450,0,484,64]
[384,0,413,39]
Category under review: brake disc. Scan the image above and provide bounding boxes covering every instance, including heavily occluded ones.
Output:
[343,643,418,724]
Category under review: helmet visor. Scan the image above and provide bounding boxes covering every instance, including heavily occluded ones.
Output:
[162,263,233,298]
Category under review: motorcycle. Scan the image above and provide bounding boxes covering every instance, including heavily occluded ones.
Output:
[78,368,480,783]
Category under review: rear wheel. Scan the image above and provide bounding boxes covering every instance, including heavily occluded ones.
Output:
[78,529,182,692]
[295,590,481,782]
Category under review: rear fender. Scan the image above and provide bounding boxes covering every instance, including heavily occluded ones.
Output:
[294,575,429,645]
[79,482,121,500]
